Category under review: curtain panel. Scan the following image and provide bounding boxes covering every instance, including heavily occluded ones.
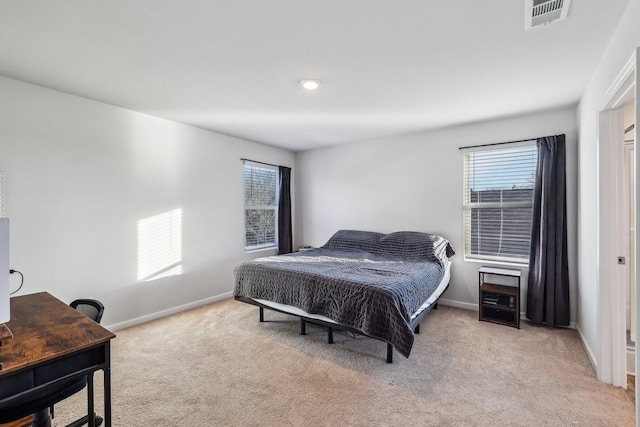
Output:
[278,166,292,254]
[526,135,570,326]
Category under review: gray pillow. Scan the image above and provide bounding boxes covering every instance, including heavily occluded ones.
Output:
[322,230,384,253]
[380,231,455,263]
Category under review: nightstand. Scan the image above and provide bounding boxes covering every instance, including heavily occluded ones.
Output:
[479,266,521,329]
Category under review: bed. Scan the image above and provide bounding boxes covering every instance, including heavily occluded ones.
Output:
[233,230,455,362]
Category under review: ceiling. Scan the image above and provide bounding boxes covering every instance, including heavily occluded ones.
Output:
[0,1,631,152]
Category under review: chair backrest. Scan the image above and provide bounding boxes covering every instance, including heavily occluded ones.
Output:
[70,299,105,324]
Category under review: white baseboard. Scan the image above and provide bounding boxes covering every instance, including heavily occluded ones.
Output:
[437,299,477,311]
[438,299,576,329]
[105,293,577,336]
[105,292,233,331]
[627,345,635,376]
[577,323,598,374]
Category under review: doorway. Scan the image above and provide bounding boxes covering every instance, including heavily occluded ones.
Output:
[596,51,636,392]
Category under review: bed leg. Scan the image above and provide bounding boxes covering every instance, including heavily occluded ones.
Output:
[300,319,306,335]
[433,302,438,309]
[328,327,334,344]
[414,324,420,334]
[259,307,264,322]
[386,343,393,363]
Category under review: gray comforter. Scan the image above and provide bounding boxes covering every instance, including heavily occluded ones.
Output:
[233,230,455,358]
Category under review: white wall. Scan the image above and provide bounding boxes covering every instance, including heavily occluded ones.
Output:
[295,106,577,320]
[577,0,640,372]
[0,75,294,329]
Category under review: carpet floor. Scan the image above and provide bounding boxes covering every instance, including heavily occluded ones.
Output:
[51,299,635,426]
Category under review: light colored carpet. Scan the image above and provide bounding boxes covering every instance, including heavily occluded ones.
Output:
[52,299,635,426]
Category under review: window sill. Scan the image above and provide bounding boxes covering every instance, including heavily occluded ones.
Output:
[464,257,529,269]
[245,245,278,254]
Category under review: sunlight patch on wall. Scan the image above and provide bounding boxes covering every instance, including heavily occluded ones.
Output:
[137,208,182,281]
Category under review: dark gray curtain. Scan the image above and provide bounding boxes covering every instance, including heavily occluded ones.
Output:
[526,135,570,326]
[278,166,292,254]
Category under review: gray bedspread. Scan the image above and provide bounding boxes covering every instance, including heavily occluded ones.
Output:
[233,230,455,358]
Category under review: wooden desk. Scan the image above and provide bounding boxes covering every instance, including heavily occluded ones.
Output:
[0,292,115,427]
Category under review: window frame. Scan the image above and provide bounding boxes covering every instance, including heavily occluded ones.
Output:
[243,162,279,251]
[462,141,537,265]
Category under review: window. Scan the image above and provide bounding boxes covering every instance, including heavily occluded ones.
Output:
[244,163,278,250]
[463,143,537,264]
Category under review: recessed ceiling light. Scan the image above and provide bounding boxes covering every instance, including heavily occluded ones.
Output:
[300,78,321,90]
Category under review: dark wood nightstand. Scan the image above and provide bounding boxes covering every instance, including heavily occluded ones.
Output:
[479,266,521,329]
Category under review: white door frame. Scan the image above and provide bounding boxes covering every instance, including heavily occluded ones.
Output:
[597,51,636,389]
[623,142,635,349]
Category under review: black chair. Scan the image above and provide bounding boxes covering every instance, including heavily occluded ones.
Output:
[70,299,105,324]
[0,299,106,427]
[0,379,91,426]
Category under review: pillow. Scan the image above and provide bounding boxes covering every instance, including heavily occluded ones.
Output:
[379,231,455,263]
[433,237,456,262]
[322,230,384,253]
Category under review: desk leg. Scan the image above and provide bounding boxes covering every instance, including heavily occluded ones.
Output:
[104,342,112,427]
[88,373,95,427]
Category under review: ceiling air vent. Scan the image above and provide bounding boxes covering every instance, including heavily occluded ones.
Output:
[525,0,571,30]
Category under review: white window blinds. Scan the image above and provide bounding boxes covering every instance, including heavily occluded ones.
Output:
[463,143,537,264]
[244,163,278,250]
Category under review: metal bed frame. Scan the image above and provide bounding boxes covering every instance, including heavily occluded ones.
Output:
[235,284,447,363]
